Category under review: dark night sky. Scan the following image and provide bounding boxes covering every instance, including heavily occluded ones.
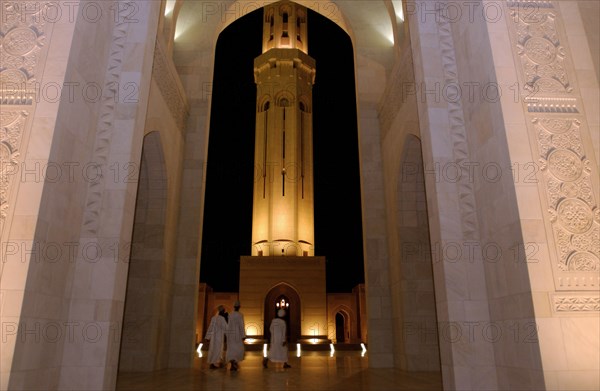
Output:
[200,9,364,293]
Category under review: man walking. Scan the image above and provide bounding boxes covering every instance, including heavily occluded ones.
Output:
[263,309,291,369]
[226,300,246,371]
[205,305,228,369]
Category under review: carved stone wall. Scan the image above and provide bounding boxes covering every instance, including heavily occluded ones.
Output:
[0,1,46,95]
[80,12,129,238]
[152,39,189,132]
[506,1,600,303]
[0,111,27,238]
[0,1,46,238]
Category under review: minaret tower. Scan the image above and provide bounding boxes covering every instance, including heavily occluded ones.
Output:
[251,1,316,257]
[241,2,327,342]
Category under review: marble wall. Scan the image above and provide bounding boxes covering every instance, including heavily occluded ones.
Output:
[488,2,600,389]
[1,1,162,389]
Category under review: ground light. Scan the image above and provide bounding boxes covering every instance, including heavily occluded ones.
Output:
[329,343,335,357]
[361,343,367,357]
[196,343,203,357]
[296,343,301,357]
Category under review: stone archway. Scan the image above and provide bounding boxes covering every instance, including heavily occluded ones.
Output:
[263,283,301,344]
[173,0,400,369]
[335,310,350,343]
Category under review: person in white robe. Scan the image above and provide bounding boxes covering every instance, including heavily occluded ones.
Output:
[204,305,228,369]
[226,300,246,371]
[263,309,291,369]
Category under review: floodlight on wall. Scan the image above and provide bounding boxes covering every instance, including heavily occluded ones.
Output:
[296,343,301,357]
[393,0,405,21]
[330,343,335,357]
[196,343,203,357]
[263,343,268,358]
[361,343,367,357]
[165,0,176,16]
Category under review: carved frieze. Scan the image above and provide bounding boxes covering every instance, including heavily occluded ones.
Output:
[509,3,572,94]
[0,1,47,103]
[553,295,600,312]
[81,12,129,237]
[505,1,600,290]
[0,110,28,236]
[0,2,47,238]
[535,117,599,274]
[436,15,479,240]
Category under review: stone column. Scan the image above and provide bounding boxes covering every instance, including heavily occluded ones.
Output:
[490,1,599,389]
[1,2,161,389]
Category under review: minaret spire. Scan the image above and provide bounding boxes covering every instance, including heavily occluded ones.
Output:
[262,0,308,53]
[251,1,316,257]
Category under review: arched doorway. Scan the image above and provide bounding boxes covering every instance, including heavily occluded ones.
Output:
[335,312,346,343]
[263,283,301,344]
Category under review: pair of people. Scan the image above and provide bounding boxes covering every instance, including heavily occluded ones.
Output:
[263,309,291,369]
[204,301,246,370]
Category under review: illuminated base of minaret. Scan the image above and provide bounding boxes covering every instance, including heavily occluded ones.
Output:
[238,255,328,343]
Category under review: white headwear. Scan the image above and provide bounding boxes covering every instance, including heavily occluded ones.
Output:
[277,309,286,318]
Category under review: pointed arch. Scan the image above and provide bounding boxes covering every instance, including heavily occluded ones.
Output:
[263,282,301,343]
[329,304,355,343]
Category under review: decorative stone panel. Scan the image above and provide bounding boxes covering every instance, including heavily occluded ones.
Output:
[80,10,130,237]
[553,295,600,312]
[0,110,28,237]
[510,0,572,94]
[0,1,46,103]
[506,1,600,292]
[0,2,46,235]
[534,118,600,275]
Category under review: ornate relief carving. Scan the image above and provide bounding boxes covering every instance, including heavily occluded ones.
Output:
[547,149,583,181]
[436,15,479,240]
[526,97,578,113]
[152,40,189,131]
[0,1,47,104]
[80,14,129,237]
[556,198,593,234]
[509,3,572,94]
[505,2,600,291]
[553,296,600,312]
[0,110,28,236]
[534,117,599,274]
[567,252,599,272]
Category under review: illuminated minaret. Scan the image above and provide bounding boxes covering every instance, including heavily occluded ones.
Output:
[251,1,316,256]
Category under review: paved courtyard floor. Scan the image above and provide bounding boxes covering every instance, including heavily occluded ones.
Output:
[116,351,442,391]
